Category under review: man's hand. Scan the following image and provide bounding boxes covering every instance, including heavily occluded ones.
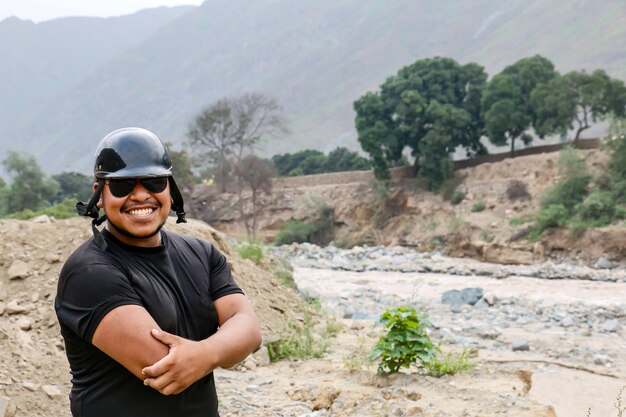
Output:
[141,329,213,396]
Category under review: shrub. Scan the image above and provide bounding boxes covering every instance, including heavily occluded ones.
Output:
[370,307,438,375]
[541,176,590,212]
[275,203,335,246]
[535,204,569,232]
[236,241,264,265]
[8,198,78,220]
[440,176,464,201]
[576,190,624,227]
[506,180,531,201]
[471,201,486,212]
[267,311,336,362]
[450,191,465,205]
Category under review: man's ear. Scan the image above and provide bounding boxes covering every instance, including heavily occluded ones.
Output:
[94,182,104,208]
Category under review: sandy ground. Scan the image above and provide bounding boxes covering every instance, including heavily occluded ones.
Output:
[293,267,626,417]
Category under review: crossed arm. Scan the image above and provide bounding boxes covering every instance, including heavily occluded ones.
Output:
[91,293,262,395]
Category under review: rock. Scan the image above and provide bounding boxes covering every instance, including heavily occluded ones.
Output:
[31,214,53,224]
[312,387,341,410]
[601,319,620,333]
[593,353,612,366]
[0,282,7,301]
[22,382,39,392]
[595,256,613,270]
[441,288,483,306]
[560,316,574,328]
[41,384,64,400]
[16,317,32,331]
[242,358,257,371]
[5,301,28,315]
[7,260,29,280]
[511,340,530,351]
[252,345,271,367]
[0,303,5,316]
[482,293,497,306]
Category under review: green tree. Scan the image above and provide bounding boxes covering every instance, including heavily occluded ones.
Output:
[2,151,59,214]
[482,55,557,156]
[532,70,626,141]
[324,147,370,172]
[51,172,93,203]
[354,57,487,182]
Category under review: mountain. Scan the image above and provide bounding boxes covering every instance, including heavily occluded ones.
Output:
[2,0,626,175]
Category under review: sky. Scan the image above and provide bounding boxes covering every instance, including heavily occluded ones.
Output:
[0,0,204,23]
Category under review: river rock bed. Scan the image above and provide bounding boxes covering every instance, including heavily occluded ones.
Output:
[271,243,626,282]
[270,244,626,376]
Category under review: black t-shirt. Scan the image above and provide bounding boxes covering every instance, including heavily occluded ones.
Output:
[55,229,243,417]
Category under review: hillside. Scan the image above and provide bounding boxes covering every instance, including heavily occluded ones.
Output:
[192,146,625,266]
[1,0,626,175]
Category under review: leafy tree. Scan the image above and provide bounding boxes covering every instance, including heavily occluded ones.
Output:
[324,147,370,172]
[354,57,487,183]
[482,55,557,156]
[272,148,369,177]
[532,70,626,141]
[51,172,93,204]
[272,150,325,176]
[2,151,58,214]
[187,92,288,192]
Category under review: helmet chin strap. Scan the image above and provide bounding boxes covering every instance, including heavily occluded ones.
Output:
[168,177,187,224]
[76,179,108,250]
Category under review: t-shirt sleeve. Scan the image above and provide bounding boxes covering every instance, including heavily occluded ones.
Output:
[55,263,143,343]
[208,245,244,301]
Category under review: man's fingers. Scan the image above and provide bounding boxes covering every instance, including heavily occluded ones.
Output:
[144,377,183,396]
[142,354,171,378]
[149,328,179,346]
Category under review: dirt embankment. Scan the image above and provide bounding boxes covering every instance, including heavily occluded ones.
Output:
[0,217,305,417]
[192,148,624,266]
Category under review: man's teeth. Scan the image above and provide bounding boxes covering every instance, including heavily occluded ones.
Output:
[129,208,154,217]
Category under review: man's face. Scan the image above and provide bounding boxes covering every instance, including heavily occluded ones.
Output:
[96,177,172,247]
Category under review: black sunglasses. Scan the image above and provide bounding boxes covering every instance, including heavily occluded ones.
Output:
[105,177,168,198]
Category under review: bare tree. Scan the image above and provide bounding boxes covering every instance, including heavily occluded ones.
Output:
[233,155,276,239]
[187,92,288,192]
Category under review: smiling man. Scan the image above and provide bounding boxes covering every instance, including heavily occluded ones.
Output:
[55,127,261,417]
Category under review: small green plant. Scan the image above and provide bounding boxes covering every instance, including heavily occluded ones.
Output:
[267,311,336,362]
[479,229,494,242]
[423,350,474,377]
[509,215,534,226]
[370,306,474,376]
[369,307,438,374]
[236,241,264,264]
[447,212,464,234]
[471,201,486,212]
[450,191,465,205]
[440,175,464,201]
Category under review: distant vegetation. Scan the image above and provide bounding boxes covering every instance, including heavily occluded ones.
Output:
[354,55,626,191]
[272,147,370,177]
[528,122,626,238]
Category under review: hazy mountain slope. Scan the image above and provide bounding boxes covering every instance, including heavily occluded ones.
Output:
[0,6,193,130]
[5,0,626,174]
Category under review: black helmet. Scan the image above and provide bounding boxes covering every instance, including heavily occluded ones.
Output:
[94,127,173,178]
[77,127,187,249]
